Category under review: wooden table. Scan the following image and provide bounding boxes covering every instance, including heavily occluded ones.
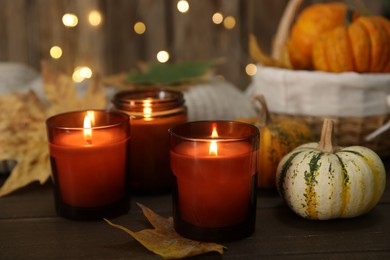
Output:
[1,159,390,259]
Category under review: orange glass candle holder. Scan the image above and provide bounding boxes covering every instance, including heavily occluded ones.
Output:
[46,110,130,220]
[112,89,187,194]
[169,121,259,242]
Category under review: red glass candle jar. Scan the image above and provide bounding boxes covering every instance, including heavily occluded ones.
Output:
[169,121,259,242]
[112,89,187,194]
[46,110,130,220]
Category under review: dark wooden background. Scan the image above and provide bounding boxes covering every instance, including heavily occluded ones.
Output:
[0,0,384,89]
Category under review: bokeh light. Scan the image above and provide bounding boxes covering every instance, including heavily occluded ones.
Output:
[245,63,257,76]
[177,0,190,13]
[88,10,102,26]
[72,66,93,82]
[134,21,146,34]
[212,12,223,24]
[223,16,236,29]
[62,13,78,27]
[157,50,170,63]
[50,46,62,59]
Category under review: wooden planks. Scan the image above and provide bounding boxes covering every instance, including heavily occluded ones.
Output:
[1,167,389,259]
[1,0,29,63]
[0,0,385,88]
[0,0,243,87]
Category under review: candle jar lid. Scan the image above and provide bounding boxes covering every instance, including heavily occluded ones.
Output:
[112,89,186,118]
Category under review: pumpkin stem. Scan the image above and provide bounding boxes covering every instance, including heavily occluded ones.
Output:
[345,0,371,16]
[253,95,272,127]
[345,8,354,26]
[317,119,340,153]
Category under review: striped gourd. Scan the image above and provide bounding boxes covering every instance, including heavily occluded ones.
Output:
[237,95,313,188]
[276,119,386,220]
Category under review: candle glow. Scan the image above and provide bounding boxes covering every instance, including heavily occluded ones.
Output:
[83,114,93,144]
[87,110,95,125]
[143,99,153,121]
[209,125,219,156]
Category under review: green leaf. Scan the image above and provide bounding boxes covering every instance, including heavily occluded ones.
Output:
[127,61,214,85]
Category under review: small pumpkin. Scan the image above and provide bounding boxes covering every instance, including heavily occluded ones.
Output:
[287,2,355,70]
[312,12,390,73]
[237,95,313,189]
[276,119,386,220]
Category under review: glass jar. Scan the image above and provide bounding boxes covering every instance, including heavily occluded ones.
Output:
[46,110,130,220]
[169,120,259,242]
[112,88,187,194]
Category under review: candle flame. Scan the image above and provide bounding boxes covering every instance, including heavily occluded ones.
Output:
[83,114,92,145]
[209,125,218,156]
[143,99,152,121]
[211,125,218,138]
[87,110,95,125]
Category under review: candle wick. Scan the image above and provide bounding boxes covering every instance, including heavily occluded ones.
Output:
[86,139,92,145]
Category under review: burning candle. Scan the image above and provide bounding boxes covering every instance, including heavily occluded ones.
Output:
[169,121,259,242]
[112,89,187,194]
[46,110,130,220]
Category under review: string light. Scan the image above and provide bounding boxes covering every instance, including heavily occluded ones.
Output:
[157,50,170,63]
[223,16,236,29]
[58,7,242,85]
[177,0,189,13]
[134,21,146,34]
[88,10,102,26]
[245,63,257,76]
[50,46,63,59]
[212,12,223,24]
[72,66,92,82]
[62,13,78,27]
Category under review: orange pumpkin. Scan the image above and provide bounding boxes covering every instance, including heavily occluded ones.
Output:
[313,15,390,73]
[287,2,357,70]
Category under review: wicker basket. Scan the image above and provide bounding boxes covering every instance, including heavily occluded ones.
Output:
[246,0,390,158]
[271,113,390,158]
[246,66,390,158]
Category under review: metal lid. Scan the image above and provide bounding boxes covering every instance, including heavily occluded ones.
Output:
[112,88,185,113]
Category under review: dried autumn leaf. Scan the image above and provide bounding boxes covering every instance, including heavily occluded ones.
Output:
[0,91,49,196]
[104,203,226,259]
[249,34,291,69]
[41,61,106,115]
[0,61,107,196]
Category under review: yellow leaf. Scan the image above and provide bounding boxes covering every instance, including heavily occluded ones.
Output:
[249,34,291,69]
[104,203,226,259]
[0,143,50,197]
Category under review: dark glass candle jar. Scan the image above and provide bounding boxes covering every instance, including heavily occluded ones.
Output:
[112,89,187,194]
[46,110,130,220]
[169,121,259,242]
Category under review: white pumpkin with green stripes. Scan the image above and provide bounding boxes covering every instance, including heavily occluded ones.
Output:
[276,119,386,220]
